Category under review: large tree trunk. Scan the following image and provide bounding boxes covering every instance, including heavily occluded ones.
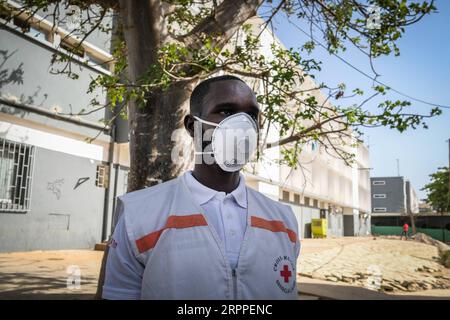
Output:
[119,0,197,191]
[120,0,264,192]
[127,83,194,191]
[409,213,417,234]
[95,0,264,299]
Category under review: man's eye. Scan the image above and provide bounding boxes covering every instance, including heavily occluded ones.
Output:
[219,110,232,116]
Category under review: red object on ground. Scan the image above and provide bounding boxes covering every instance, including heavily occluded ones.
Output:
[403,223,409,232]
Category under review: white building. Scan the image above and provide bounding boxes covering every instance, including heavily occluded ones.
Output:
[0,3,371,253]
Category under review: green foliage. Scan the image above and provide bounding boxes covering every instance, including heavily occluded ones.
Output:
[421,167,450,213]
[5,0,441,169]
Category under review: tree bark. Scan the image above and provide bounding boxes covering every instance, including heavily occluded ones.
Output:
[119,0,264,192]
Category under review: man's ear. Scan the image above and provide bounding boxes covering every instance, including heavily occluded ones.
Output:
[184,114,195,138]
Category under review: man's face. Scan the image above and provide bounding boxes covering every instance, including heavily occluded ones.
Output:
[200,80,260,128]
[184,79,261,168]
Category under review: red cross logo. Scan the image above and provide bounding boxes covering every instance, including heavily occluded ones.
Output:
[280,265,292,283]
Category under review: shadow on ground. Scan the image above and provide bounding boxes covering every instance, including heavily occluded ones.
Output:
[298,280,450,300]
[0,272,97,300]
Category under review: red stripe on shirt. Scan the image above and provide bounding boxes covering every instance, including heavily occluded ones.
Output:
[135,214,208,253]
[250,216,297,244]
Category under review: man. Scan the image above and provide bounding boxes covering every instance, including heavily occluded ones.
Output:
[102,75,301,299]
[401,222,409,240]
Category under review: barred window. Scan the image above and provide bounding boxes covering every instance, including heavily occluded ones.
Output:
[96,165,109,188]
[313,199,319,208]
[0,138,35,212]
[282,190,290,202]
[304,197,310,206]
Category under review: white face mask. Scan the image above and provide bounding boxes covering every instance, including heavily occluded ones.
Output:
[193,112,258,172]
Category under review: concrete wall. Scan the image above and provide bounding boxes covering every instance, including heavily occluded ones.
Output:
[0,147,101,252]
[405,180,419,214]
[0,18,128,252]
[370,177,406,214]
[0,27,110,142]
[327,212,344,237]
[286,203,320,239]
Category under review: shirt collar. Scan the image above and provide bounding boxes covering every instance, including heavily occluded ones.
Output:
[185,171,247,209]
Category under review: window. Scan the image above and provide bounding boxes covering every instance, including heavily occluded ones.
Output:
[96,165,109,188]
[60,39,85,58]
[372,180,386,186]
[282,190,290,202]
[373,194,387,199]
[13,16,30,32]
[293,193,300,204]
[28,25,49,42]
[0,138,35,212]
[373,207,387,213]
[313,199,319,208]
[0,9,11,21]
[304,197,310,206]
[86,52,108,69]
[320,209,326,219]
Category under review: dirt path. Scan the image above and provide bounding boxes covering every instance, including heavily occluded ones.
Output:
[0,236,449,299]
[297,236,450,296]
[0,250,102,299]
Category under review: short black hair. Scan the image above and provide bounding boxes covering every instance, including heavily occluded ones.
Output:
[190,75,246,117]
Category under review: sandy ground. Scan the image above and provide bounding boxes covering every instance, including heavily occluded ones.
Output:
[0,250,102,299]
[297,236,450,297]
[0,236,449,299]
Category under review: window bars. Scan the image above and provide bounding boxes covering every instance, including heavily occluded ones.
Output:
[0,138,35,212]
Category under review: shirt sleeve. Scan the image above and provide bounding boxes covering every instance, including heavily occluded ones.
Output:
[102,202,144,300]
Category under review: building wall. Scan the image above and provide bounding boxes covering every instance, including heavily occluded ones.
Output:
[239,17,371,238]
[288,204,320,239]
[406,180,419,214]
[0,8,373,253]
[0,27,110,141]
[0,10,121,252]
[0,121,131,252]
[0,146,104,252]
[370,176,406,214]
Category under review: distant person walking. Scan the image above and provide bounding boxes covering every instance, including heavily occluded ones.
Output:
[401,223,409,240]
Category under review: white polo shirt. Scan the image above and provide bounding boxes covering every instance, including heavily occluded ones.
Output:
[184,171,247,270]
[103,171,301,300]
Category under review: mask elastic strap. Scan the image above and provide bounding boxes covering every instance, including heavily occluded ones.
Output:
[193,115,219,127]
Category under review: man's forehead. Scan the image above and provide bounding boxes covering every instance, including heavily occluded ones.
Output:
[203,80,258,107]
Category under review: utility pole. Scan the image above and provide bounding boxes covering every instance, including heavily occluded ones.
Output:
[396,158,400,176]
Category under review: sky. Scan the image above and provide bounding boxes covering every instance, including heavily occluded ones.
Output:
[269,0,450,200]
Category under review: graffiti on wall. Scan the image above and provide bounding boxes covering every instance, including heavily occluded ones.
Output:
[47,178,64,199]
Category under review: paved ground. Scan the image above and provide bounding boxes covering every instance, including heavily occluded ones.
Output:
[0,236,449,299]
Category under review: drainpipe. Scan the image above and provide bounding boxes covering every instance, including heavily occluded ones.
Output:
[101,123,115,242]
[110,161,119,235]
